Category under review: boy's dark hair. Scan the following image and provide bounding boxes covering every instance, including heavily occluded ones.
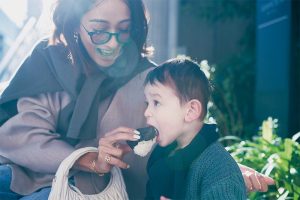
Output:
[144,57,211,120]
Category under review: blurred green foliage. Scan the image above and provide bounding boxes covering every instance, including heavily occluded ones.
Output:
[180,0,256,138]
[180,0,254,22]
[224,118,300,199]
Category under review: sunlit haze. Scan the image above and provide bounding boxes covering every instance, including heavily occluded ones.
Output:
[0,0,56,32]
[0,0,28,27]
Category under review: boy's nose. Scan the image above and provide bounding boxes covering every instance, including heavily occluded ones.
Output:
[144,107,152,118]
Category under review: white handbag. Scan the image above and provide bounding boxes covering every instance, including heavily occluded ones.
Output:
[48,147,129,200]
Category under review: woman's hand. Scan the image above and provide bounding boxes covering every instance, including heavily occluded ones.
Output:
[239,164,275,192]
[95,127,140,173]
[74,127,140,174]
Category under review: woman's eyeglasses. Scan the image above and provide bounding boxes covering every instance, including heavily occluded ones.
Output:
[81,24,130,45]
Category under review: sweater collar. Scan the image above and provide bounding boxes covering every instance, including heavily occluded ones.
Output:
[166,123,219,170]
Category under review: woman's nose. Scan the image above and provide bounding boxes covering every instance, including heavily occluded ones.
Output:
[106,34,119,48]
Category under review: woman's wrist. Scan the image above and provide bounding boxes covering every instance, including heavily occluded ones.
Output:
[89,159,105,176]
[73,152,97,172]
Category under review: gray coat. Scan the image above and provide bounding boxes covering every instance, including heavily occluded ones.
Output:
[0,68,152,199]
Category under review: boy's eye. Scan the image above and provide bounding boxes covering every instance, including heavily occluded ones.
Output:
[153,100,161,107]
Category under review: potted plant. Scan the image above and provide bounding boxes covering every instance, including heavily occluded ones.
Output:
[224,117,300,199]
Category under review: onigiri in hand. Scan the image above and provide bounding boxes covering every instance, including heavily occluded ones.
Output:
[127,126,158,157]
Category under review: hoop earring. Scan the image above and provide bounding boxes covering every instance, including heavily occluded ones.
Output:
[73,32,79,43]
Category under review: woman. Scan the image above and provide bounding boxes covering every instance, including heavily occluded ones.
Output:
[0,0,273,199]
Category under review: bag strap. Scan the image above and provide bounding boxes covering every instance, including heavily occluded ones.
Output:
[50,147,129,200]
[50,147,98,199]
[57,147,98,178]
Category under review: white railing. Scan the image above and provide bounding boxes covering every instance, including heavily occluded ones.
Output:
[0,0,55,83]
[0,17,38,82]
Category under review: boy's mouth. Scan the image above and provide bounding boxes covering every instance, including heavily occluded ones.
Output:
[147,125,159,141]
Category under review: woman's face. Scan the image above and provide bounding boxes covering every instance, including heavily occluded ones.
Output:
[79,0,131,67]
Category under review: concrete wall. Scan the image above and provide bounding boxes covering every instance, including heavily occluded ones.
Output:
[144,0,178,64]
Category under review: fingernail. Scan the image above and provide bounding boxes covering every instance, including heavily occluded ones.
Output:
[133,134,141,140]
[127,165,130,169]
[133,130,140,135]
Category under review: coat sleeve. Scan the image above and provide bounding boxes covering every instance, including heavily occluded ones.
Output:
[0,91,75,173]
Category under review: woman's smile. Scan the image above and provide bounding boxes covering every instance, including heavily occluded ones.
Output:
[79,0,130,67]
[96,47,119,58]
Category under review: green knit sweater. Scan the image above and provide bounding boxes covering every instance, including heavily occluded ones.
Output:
[185,142,247,200]
[146,124,246,200]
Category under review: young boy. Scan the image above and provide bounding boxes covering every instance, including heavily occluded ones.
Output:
[144,57,247,200]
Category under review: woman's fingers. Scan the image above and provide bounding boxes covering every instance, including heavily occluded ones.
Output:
[105,126,137,135]
[258,176,269,192]
[257,174,274,192]
[119,143,132,154]
[97,148,129,170]
[243,170,275,192]
[95,127,139,171]
[105,132,140,144]
[99,144,131,169]
[116,143,132,153]
[261,175,275,185]
[102,154,130,169]
[104,126,140,143]
[248,171,262,191]
[74,127,139,175]
[93,153,112,174]
[239,164,275,192]
[94,126,142,173]
[100,145,124,159]
[242,171,254,192]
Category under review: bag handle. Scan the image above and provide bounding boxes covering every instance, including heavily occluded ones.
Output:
[49,147,98,199]
[49,147,129,200]
[57,147,98,179]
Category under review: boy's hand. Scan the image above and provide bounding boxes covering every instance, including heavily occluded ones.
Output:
[239,164,275,192]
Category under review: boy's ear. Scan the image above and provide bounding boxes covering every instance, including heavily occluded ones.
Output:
[185,99,202,122]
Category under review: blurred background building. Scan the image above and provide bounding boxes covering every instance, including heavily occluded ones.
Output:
[0,0,49,81]
[0,0,299,138]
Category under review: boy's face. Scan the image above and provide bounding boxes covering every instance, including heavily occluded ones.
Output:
[144,82,188,147]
